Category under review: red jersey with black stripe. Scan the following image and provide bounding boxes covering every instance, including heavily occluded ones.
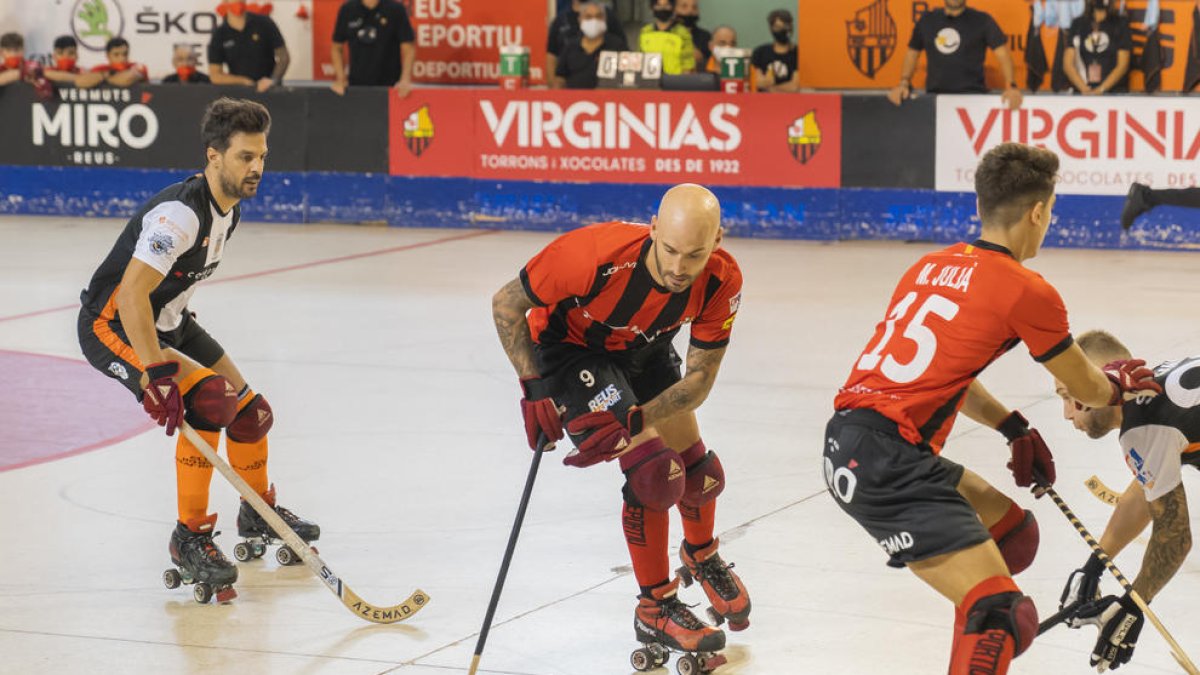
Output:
[521,221,742,352]
[835,240,1072,453]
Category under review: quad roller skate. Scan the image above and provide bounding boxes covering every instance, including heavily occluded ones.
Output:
[164,515,238,604]
[630,579,727,674]
[677,538,751,631]
[233,484,320,566]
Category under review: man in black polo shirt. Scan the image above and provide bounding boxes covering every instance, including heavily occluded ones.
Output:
[547,0,627,82]
[552,1,625,89]
[1063,0,1131,94]
[888,0,1022,109]
[207,2,289,92]
[330,0,416,97]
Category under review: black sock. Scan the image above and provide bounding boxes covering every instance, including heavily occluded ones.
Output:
[1152,187,1200,208]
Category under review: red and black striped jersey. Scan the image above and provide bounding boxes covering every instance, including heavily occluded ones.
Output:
[835,240,1072,454]
[520,221,742,352]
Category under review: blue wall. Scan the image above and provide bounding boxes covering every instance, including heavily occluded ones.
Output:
[1,165,1197,251]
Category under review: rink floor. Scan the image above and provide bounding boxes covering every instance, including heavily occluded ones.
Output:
[0,215,1197,675]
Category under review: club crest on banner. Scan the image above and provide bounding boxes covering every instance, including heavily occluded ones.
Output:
[787,111,821,164]
[846,0,897,78]
[402,105,434,157]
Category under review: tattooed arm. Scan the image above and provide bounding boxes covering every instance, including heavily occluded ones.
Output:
[639,344,727,426]
[1132,482,1192,602]
[492,278,540,378]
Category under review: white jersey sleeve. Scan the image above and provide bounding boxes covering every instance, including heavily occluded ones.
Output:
[1120,424,1188,502]
[132,201,201,276]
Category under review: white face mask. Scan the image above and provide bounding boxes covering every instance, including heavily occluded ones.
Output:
[580,18,606,39]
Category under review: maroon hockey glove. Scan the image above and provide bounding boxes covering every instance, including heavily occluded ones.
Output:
[1102,359,1162,405]
[998,411,1055,489]
[143,361,183,436]
[564,407,644,467]
[519,377,563,451]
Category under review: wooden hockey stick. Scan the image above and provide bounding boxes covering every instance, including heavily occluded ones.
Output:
[182,424,429,624]
[468,436,547,675]
[1043,486,1198,674]
[1085,475,1121,507]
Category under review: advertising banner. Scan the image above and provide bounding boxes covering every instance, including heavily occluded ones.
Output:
[311,0,547,84]
[798,0,1196,92]
[388,89,842,188]
[936,94,1200,195]
[0,0,314,81]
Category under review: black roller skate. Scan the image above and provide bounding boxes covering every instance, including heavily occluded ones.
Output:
[164,514,238,604]
[630,578,727,675]
[677,538,751,631]
[234,484,320,566]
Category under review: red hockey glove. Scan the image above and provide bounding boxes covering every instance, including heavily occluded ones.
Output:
[998,411,1055,489]
[519,377,563,451]
[1102,359,1162,405]
[563,407,644,467]
[142,361,183,436]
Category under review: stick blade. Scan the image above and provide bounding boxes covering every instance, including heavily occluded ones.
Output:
[340,586,431,624]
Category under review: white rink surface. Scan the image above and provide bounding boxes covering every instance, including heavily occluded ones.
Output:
[0,215,1197,675]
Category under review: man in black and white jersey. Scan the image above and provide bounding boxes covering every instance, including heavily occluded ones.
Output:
[1053,329,1198,671]
[77,98,318,601]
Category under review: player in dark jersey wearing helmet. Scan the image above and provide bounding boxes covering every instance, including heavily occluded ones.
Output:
[1053,329,1198,671]
[824,143,1162,674]
[77,98,318,603]
[492,184,747,666]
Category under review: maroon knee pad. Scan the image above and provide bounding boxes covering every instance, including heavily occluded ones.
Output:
[964,591,1039,658]
[680,450,725,508]
[227,393,273,443]
[183,374,238,431]
[995,511,1040,576]
[619,438,685,512]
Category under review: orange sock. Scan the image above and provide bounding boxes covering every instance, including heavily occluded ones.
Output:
[226,387,270,496]
[623,502,670,590]
[176,428,219,523]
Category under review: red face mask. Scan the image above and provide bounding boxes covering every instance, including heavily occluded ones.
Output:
[54,57,77,71]
[219,1,246,16]
[111,61,131,72]
[2,55,22,70]
[176,65,196,81]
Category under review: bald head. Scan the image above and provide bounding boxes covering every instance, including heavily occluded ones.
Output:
[649,184,723,293]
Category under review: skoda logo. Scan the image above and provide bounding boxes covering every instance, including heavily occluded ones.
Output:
[72,0,125,52]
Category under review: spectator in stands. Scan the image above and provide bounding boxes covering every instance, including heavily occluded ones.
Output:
[76,38,148,89]
[1063,0,1131,94]
[888,0,1022,109]
[552,1,625,89]
[0,32,25,87]
[706,25,758,91]
[547,0,627,84]
[163,44,212,84]
[752,9,799,92]
[330,0,416,97]
[208,1,288,91]
[676,0,712,67]
[639,0,695,74]
[44,36,81,85]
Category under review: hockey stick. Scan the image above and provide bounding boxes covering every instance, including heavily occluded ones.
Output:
[1037,600,1082,636]
[181,423,429,624]
[1042,486,1199,674]
[468,435,547,675]
[1085,475,1120,507]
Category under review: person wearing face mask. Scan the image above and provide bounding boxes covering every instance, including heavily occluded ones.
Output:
[43,36,82,85]
[639,0,696,74]
[77,38,149,89]
[163,44,213,84]
[888,0,1022,110]
[553,1,626,89]
[704,26,757,91]
[1063,0,1132,94]
[208,1,290,92]
[751,9,799,93]
[675,0,711,67]
[0,32,26,88]
[547,0,627,85]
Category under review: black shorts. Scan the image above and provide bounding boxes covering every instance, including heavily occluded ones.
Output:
[535,339,682,445]
[823,408,990,568]
[77,308,226,400]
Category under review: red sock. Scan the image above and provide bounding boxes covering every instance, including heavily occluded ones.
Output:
[676,440,716,547]
[623,501,670,589]
[988,501,1023,541]
[950,577,1021,675]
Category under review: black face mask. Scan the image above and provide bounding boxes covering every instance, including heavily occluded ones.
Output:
[653,8,674,22]
[679,14,699,28]
[772,28,791,44]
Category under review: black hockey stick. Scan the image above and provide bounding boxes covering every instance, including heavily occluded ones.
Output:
[1037,600,1082,636]
[468,434,548,675]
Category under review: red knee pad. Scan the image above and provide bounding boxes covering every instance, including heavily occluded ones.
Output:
[680,450,725,508]
[952,577,1038,674]
[620,438,685,511]
[227,393,273,442]
[181,372,238,431]
[991,507,1040,576]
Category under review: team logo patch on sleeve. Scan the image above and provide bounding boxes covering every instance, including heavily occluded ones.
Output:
[148,232,175,255]
[729,292,742,314]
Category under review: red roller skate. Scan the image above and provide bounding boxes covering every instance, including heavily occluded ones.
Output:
[677,538,751,631]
